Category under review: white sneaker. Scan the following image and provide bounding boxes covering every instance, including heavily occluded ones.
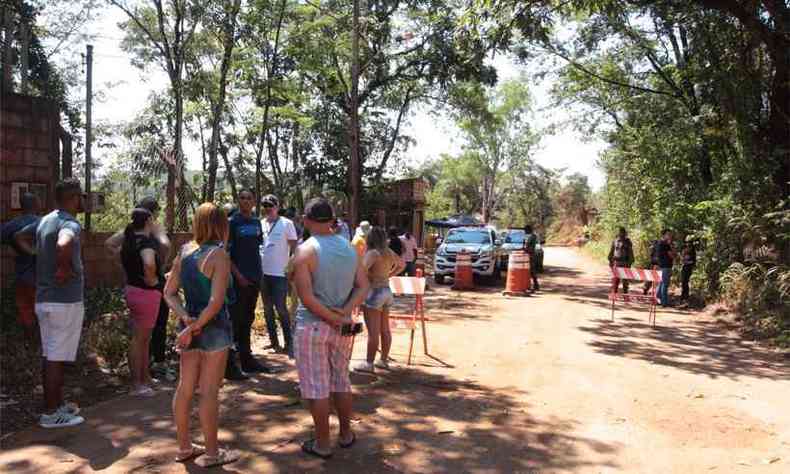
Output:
[40,411,85,429]
[130,385,156,398]
[353,361,375,374]
[374,359,390,370]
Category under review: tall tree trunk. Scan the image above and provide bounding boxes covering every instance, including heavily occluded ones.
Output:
[219,136,238,202]
[205,0,241,201]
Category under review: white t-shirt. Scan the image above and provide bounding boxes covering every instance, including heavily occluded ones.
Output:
[400,235,418,263]
[260,217,298,277]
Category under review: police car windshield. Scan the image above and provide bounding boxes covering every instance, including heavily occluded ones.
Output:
[445,230,490,244]
[505,231,525,244]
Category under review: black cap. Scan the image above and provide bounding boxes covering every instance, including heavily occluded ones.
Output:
[137,196,160,214]
[262,194,279,207]
[304,197,334,223]
[131,207,153,227]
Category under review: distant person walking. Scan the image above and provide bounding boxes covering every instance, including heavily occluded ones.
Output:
[351,221,371,258]
[164,203,239,468]
[399,231,418,276]
[523,225,540,291]
[656,229,675,307]
[680,238,697,301]
[335,213,352,241]
[354,227,405,374]
[119,208,162,397]
[15,179,86,428]
[106,197,173,381]
[226,189,269,379]
[607,227,634,293]
[1,192,41,343]
[260,194,298,356]
[292,198,369,459]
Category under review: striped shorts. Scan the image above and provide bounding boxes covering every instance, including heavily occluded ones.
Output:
[294,321,353,399]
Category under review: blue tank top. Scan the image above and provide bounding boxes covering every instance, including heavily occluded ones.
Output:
[296,234,358,325]
[181,242,232,323]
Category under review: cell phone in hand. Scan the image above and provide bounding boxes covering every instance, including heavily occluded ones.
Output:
[341,322,364,336]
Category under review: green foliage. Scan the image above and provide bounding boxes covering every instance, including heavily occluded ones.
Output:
[83,287,130,374]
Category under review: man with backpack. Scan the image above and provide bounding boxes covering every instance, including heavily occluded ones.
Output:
[655,229,675,307]
[608,227,634,293]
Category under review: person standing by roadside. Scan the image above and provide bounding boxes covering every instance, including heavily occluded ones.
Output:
[260,194,298,356]
[2,192,41,343]
[119,208,162,397]
[523,225,540,291]
[354,227,405,374]
[226,189,270,378]
[15,179,86,428]
[656,229,675,307]
[388,226,403,258]
[607,227,635,294]
[106,197,173,381]
[680,238,697,302]
[399,231,418,276]
[351,221,371,258]
[335,213,352,241]
[292,198,370,459]
[164,203,240,468]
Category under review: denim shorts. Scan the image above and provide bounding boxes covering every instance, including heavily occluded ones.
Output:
[179,308,233,353]
[364,287,394,310]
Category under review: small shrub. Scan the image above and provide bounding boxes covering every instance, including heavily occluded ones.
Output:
[85,312,131,375]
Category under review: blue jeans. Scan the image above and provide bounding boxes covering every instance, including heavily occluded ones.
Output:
[261,275,292,349]
[657,267,672,306]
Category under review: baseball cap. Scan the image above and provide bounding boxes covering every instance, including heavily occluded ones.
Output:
[261,194,279,207]
[304,198,334,223]
[359,221,372,235]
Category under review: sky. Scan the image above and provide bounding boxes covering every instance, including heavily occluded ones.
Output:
[57,5,607,190]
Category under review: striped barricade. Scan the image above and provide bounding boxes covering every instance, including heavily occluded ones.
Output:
[609,266,661,326]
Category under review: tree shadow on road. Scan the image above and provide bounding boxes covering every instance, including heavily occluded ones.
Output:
[578,317,790,381]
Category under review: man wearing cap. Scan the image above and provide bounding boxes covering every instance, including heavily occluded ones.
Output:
[260,194,298,356]
[292,197,369,459]
[351,221,371,258]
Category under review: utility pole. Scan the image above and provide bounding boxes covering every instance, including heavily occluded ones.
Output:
[349,0,361,227]
[85,44,93,231]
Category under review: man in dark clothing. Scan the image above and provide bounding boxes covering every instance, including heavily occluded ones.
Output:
[523,225,540,291]
[656,229,675,306]
[1,192,41,342]
[227,189,271,379]
[680,238,697,301]
[608,227,634,293]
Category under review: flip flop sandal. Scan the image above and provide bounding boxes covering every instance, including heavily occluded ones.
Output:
[175,444,206,463]
[301,439,333,460]
[194,448,240,468]
[339,432,356,449]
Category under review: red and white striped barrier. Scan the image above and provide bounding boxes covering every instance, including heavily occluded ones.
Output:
[610,266,661,282]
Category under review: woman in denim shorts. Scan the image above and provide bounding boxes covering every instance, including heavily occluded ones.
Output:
[353,227,405,373]
[163,203,239,468]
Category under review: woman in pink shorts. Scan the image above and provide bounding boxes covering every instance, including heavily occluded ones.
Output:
[117,208,162,397]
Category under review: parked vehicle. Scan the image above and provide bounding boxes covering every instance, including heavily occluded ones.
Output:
[499,229,545,273]
[433,227,503,284]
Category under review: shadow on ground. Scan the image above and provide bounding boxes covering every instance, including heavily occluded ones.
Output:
[578,317,790,381]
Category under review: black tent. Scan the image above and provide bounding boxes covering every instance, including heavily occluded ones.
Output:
[425,214,482,229]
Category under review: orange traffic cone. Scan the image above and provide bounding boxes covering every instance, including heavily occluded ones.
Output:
[503,251,530,296]
[452,249,475,290]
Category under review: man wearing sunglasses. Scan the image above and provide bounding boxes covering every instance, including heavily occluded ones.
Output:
[260,194,298,357]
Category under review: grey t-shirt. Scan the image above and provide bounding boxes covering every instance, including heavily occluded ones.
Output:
[31,210,84,303]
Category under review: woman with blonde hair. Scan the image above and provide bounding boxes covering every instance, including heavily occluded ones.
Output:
[353,226,405,373]
[163,203,239,467]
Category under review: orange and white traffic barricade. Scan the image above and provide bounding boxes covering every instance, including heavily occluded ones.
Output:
[609,266,661,326]
[388,269,428,365]
[503,251,531,296]
[452,250,474,290]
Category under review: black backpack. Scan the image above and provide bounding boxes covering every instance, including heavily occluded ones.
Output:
[648,240,660,265]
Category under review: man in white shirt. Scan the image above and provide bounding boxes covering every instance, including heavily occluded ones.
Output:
[399,231,418,276]
[260,195,298,356]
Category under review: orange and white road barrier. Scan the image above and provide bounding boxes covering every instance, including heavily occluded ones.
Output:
[503,251,531,296]
[452,250,475,290]
[388,268,429,365]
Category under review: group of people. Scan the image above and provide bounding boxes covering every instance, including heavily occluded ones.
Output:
[608,227,697,306]
[2,178,422,467]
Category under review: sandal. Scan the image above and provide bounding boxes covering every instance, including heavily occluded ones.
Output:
[301,439,333,459]
[175,444,205,463]
[339,432,356,449]
[194,448,240,468]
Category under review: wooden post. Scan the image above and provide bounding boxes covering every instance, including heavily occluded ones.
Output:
[20,21,29,94]
[85,44,93,231]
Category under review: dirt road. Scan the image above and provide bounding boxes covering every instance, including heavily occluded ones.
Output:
[1,247,788,473]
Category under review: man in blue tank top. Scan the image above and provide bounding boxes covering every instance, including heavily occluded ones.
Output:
[292,198,370,459]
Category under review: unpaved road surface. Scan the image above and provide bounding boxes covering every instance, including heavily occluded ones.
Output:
[1,247,788,473]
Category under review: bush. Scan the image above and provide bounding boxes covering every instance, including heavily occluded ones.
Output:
[721,262,790,345]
